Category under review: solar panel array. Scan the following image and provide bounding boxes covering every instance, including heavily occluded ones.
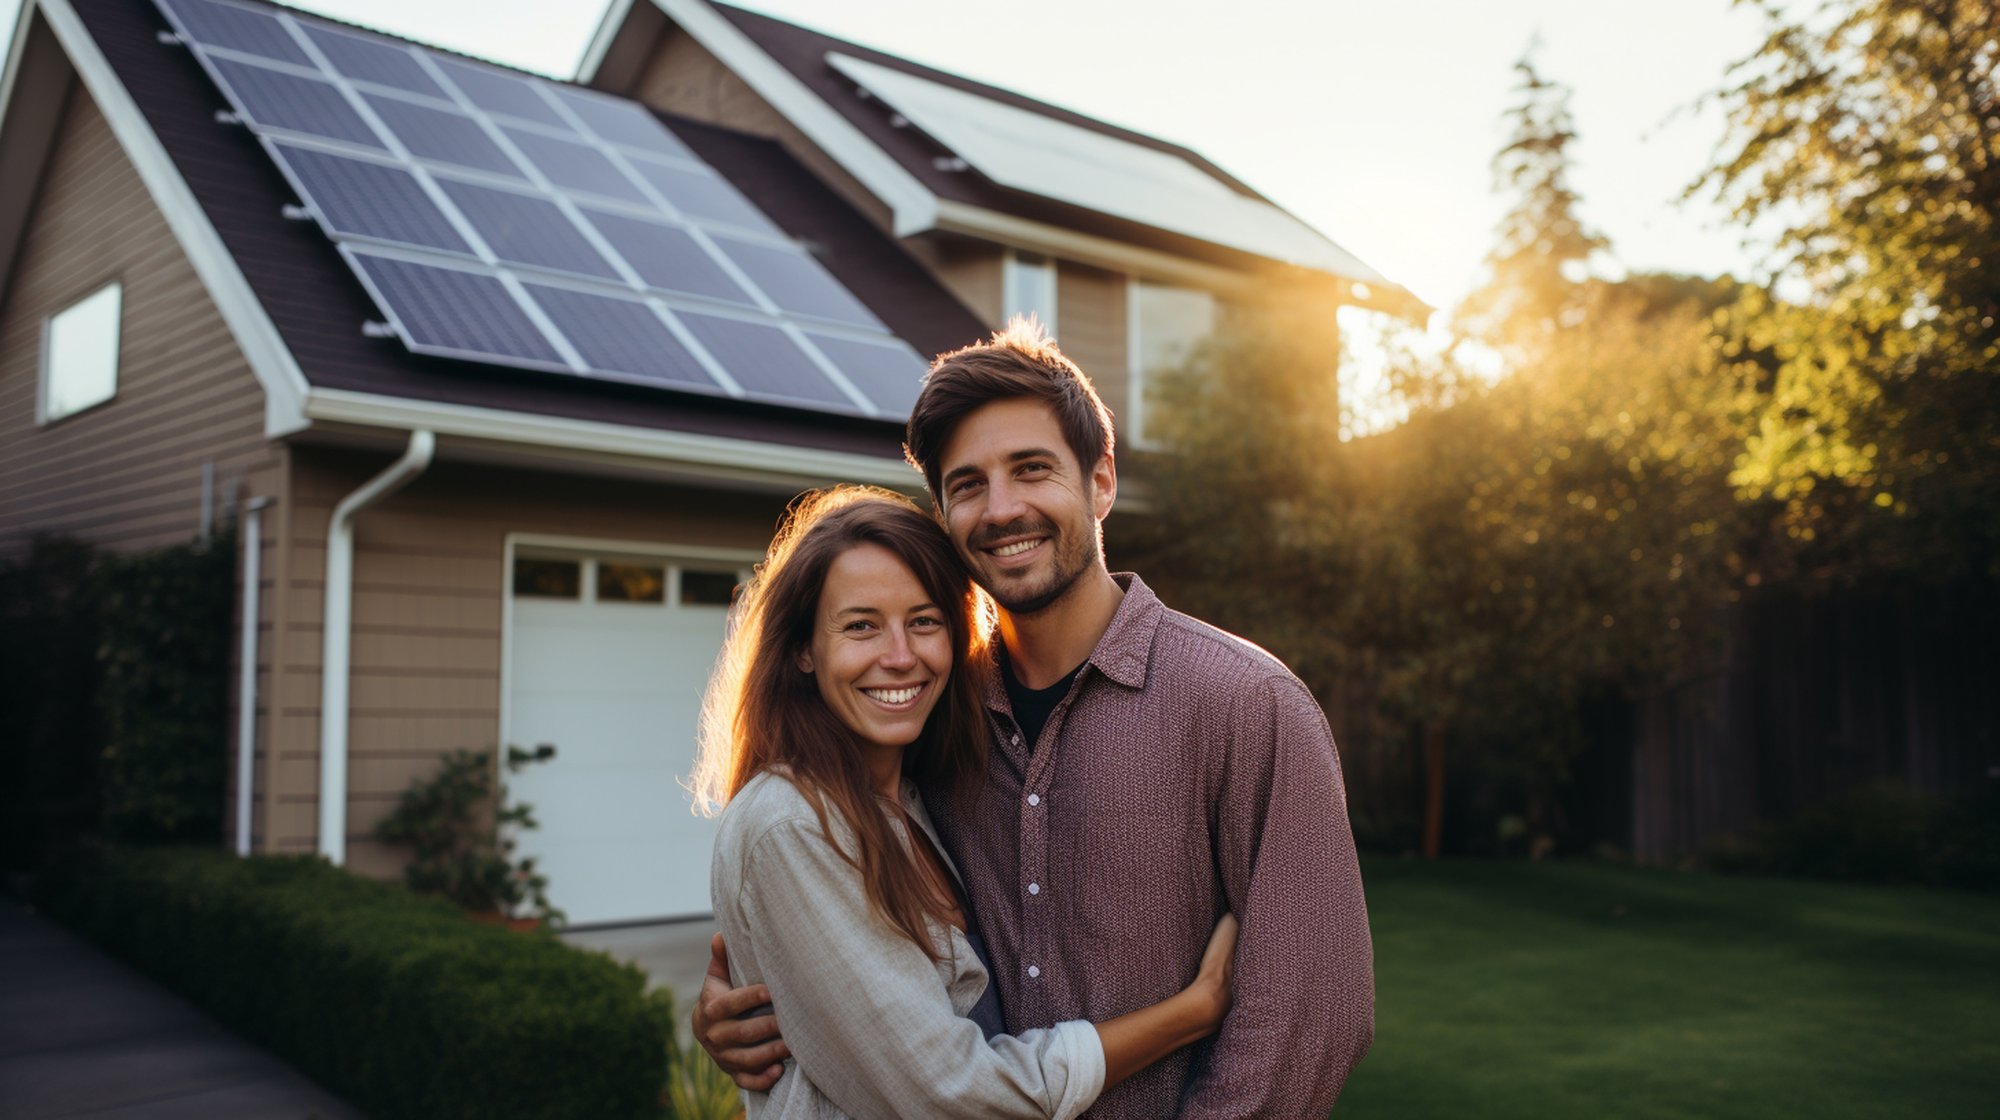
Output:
[152,0,930,418]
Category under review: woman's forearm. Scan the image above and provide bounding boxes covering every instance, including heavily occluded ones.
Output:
[1093,987,1224,1088]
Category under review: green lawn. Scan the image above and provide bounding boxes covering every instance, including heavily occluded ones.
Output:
[1336,860,1999,1119]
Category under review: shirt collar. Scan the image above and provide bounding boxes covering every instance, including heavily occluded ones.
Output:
[981,572,1161,711]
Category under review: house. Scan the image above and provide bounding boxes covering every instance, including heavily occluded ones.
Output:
[0,0,1409,925]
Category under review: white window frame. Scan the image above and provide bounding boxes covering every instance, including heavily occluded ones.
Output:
[1002,250,1058,336]
[38,280,124,424]
[1125,277,1218,450]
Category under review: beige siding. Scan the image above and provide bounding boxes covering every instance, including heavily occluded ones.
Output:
[0,85,287,855]
[631,29,893,231]
[268,448,800,873]
[1055,261,1132,435]
[905,234,1005,328]
[0,86,277,557]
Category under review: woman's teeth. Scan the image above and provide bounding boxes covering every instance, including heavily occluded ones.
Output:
[864,686,922,704]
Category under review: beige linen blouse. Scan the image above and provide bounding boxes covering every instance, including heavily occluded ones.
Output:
[710,770,1106,1120]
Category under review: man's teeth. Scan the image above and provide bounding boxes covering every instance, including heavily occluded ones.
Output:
[864,686,922,704]
[994,539,1041,557]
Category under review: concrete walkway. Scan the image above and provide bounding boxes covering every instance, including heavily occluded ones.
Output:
[0,898,364,1120]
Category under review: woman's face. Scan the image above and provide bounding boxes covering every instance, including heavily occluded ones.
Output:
[800,542,954,751]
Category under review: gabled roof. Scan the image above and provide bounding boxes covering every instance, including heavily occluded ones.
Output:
[583,0,1421,314]
[3,0,991,488]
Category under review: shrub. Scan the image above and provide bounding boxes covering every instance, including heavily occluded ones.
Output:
[1705,782,2000,891]
[374,744,563,925]
[35,847,670,1119]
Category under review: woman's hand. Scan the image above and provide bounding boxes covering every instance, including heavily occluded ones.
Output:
[1188,913,1240,1030]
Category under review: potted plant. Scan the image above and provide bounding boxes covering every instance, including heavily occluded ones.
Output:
[373,743,565,929]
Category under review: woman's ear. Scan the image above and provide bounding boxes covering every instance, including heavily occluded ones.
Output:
[796,650,814,674]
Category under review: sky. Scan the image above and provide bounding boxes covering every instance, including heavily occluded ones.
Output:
[3,0,1782,312]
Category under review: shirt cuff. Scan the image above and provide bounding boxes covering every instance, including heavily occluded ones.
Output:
[1049,1019,1106,1120]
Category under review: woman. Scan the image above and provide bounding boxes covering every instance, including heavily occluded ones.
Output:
[692,486,1236,1119]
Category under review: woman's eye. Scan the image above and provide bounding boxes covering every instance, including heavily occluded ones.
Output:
[910,615,943,630]
[843,620,876,633]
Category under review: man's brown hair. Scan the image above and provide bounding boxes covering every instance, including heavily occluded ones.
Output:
[904,317,1116,502]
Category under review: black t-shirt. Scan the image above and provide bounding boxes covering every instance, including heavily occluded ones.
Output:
[1001,655,1086,753]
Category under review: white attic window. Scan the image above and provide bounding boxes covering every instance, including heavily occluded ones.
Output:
[40,282,123,423]
[1003,251,1058,336]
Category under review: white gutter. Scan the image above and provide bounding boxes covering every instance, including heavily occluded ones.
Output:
[234,496,272,857]
[318,430,435,864]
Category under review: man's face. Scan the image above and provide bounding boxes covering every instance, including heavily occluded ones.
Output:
[935,398,1115,617]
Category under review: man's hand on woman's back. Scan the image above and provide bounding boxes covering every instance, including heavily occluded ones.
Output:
[693,933,789,1091]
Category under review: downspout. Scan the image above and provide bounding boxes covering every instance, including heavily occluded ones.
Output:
[319,431,435,864]
[235,496,273,857]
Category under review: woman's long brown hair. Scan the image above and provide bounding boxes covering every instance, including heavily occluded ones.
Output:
[691,486,989,958]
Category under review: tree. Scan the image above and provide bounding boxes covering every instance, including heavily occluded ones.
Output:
[1694,0,2000,578]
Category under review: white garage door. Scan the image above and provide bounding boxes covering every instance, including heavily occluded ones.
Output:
[504,547,748,925]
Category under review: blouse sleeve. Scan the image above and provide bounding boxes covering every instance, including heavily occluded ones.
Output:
[731,817,1104,1120]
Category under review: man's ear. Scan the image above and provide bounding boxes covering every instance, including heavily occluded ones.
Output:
[1090,454,1117,521]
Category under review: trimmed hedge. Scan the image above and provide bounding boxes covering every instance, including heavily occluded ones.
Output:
[36,847,670,1119]
[1705,782,2000,891]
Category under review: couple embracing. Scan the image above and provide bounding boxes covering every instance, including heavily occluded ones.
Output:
[690,321,1373,1119]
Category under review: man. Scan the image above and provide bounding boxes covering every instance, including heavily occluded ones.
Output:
[697,321,1373,1116]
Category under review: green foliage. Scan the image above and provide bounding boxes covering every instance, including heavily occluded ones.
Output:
[1694,0,2000,577]
[374,744,564,926]
[33,846,669,1120]
[1705,783,2000,889]
[652,987,748,1120]
[0,538,104,870]
[91,532,235,844]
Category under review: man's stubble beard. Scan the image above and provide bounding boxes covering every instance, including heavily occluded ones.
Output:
[973,515,1103,619]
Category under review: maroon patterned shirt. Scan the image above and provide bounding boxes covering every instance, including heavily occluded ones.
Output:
[924,574,1375,1118]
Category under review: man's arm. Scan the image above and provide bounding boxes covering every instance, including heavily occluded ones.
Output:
[691,933,788,1092]
[1180,674,1374,1117]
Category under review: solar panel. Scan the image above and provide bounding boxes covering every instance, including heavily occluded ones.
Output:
[364,95,521,177]
[434,58,567,128]
[206,57,383,149]
[301,25,443,99]
[435,178,619,280]
[502,128,650,206]
[627,158,780,236]
[676,313,859,410]
[712,237,883,328]
[268,143,472,254]
[162,0,311,65]
[577,209,754,306]
[805,334,930,415]
[552,86,691,156]
[347,251,566,368]
[155,0,920,420]
[523,284,723,391]
[826,51,1386,281]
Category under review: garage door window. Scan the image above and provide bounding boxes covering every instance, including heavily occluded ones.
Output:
[513,557,581,598]
[598,562,666,603]
[680,568,739,607]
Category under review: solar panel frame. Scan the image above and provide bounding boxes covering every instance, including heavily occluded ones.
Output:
[522,284,731,393]
[363,94,524,178]
[300,24,445,99]
[203,56,385,149]
[625,156,782,236]
[803,333,930,417]
[710,236,886,329]
[501,127,652,207]
[574,208,757,308]
[266,141,475,255]
[433,57,570,129]
[434,177,623,282]
[344,249,572,371]
[159,0,312,66]
[675,312,872,414]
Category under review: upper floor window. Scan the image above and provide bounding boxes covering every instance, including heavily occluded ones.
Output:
[1003,251,1058,336]
[1127,279,1217,447]
[40,281,123,423]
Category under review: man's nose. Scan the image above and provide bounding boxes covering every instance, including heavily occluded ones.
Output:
[984,476,1028,524]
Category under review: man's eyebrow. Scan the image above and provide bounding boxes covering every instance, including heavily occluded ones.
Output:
[942,448,1062,484]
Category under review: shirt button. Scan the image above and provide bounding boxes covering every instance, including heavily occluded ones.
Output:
[1026,793,1040,806]
[1027,882,1040,895]
[1027,965,1040,978]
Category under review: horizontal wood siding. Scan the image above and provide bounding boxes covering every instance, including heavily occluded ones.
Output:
[269,448,798,876]
[1055,261,1131,435]
[905,235,1004,329]
[0,85,285,855]
[0,85,276,558]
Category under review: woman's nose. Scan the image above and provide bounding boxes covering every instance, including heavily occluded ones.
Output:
[880,630,918,670]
